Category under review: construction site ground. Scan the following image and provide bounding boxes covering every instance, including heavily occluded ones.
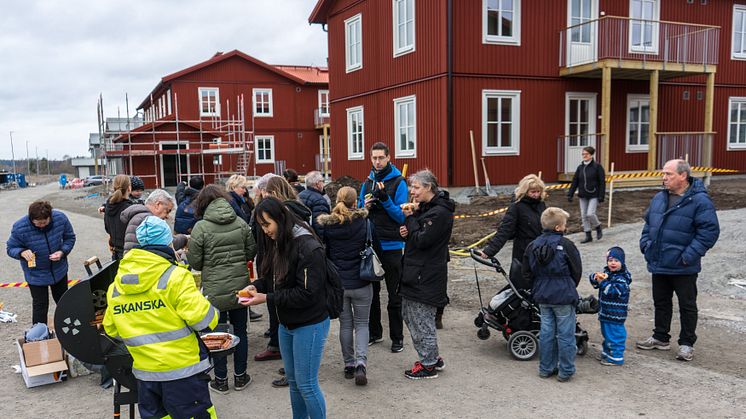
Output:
[0,178,744,418]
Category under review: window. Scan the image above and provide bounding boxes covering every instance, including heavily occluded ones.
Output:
[166,89,172,115]
[255,135,275,163]
[483,0,521,45]
[394,95,416,157]
[570,0,593,43]
[199,87,219,117]
[626,95,650,152]
[728,97,746,150]
[629,0,659,53]
[253,88,273,117]
[733,5,746,60]
[393,0,415,56]
[318,90,330,116]
[482,90,520,155]
[346,106,364,160]
[345,14,363,72]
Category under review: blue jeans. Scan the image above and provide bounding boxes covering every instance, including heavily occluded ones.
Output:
[214,308,248,379]
[600,320,627,364]
[538,304,576,378]
[279,318,330,419]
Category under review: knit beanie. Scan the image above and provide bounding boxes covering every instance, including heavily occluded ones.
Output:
[136,216,173,246]
[607,246,625,266]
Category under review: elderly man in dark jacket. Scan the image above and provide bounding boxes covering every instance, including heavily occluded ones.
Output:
[298,171,330,235]
[636,159,720,362]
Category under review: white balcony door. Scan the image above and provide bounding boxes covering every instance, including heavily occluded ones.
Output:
[629,0,659,54]
[565,93,597,172]
[566,0,598,66]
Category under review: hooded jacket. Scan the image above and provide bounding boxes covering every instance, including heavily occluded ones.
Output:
[589,266,632,323]
[358,164,408,251]
[121,204,153,253]
[484,196,546,264]
[640,177,720,275]
[7,210,76,286]
[174,187,200,234]
[568,159,606,201]
[317,208,369,290]
[299,187,331,236]
[398,191,456,308]
[187,198,256,312]
[522,231,582,305]
[104,198,133,255]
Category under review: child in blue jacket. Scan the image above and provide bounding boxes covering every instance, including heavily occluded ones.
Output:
[589,246,632,365]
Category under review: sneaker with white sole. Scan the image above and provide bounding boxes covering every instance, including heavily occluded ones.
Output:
[209,377,229,394]
[676,345,694,361]
[234,373,252,391]
[636,336,671,351]
[434,357,445,371]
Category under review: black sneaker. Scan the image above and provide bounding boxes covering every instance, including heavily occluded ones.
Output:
[434,357,445,371]
[354,365,367,386]
[210,377,229,394]
[278,367,285,375]
[234,373,252,391]
[271,375,288,388]
[404,361,438,380]
[391,340,404,353]
[368,336,383,346]
[344,366,355,379]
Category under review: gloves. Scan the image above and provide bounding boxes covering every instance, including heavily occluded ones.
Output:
[373,187,389,202]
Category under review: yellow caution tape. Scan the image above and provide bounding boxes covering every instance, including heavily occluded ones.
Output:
[0,279,81,288]
[453,207,508,219]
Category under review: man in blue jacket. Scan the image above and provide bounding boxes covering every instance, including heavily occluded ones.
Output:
[359,142,408,353]
[299,170,331,236]
[637,160,720,361]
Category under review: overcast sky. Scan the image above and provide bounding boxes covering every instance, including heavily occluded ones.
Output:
[0,0,328,160]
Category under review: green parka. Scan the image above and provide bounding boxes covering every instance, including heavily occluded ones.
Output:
[188,198,257,311]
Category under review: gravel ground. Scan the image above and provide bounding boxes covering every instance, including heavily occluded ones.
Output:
[0,183,744,418]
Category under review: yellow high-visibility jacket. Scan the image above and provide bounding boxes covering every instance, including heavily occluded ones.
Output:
[103,248,219,382]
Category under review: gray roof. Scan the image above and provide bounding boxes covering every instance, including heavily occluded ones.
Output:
[105,117,144,133]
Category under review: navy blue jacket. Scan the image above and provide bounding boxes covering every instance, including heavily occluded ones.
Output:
[640,177,720,275]
[7,210,76,286]
[522,231,582,305]
[589,267,632,323]
[174,188,199,234]
[299,187,330,236]
[228,191,251,224]
[317,209,369,290]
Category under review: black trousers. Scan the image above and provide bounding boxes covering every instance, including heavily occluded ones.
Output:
[369,250,404,341]
[28,275,69,325]
[652,273,698,346]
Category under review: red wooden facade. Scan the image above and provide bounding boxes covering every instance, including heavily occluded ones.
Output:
[110,50,329,188]
[310,0,746,186]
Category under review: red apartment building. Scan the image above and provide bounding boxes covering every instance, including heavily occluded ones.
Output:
[310,0,746,186]
[106,50,330,188]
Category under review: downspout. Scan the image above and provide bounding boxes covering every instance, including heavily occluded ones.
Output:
[446,0,454,186]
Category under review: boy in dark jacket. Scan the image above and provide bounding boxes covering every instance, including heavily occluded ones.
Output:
[590,247,631,366]
[522,207,582,382]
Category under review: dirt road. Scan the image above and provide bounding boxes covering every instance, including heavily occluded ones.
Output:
[0,183,744,418]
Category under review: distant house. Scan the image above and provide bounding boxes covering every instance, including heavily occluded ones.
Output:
[107,50,329,188]
[310,0,746,186]
[70,156,105,179]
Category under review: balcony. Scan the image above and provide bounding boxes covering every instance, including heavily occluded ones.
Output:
[314,108,330,129]
[559,16,719,79]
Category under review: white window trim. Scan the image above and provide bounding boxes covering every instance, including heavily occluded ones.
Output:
[628,0,660,54]
[394,95,417,158]
[255,135,275,164]
[345,14,363,73]
[393,0,416,57]
[482,0,521,46]
[253,88,274,117]
[166,89,172,115]
[318,90,330,116]
[482,90,521,156]
[727,96,746,150]
[732,5,746,60]
[198,87,220,117]
[626,94,651,153]
[346,106,365,160]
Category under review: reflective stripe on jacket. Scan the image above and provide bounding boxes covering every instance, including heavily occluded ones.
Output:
[103,248,219,382]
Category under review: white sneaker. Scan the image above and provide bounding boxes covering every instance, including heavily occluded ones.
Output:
[676,345,694,361]
[636,336,671,351]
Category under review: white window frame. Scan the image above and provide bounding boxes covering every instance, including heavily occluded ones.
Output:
[198,87,220,117]
[482,0,521,46]
[346,106,365,160]
[345,14,363,72]
[318,90,330,116]
[394,95,417,158]
[626,94,651,153]
[166,89,172,115]
[727,97,746,150]
[628,0,660,54]
[255,135,275,164]
[253,88,273,117]
[393,0,416,57]
[733,5,746,60]
[319,135,332,163]
[482,90,521,156]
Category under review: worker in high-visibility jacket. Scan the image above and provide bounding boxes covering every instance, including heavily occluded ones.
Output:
[103,216,220,419]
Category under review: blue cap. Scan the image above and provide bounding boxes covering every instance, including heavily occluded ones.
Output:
[136,216,172,246]
[607,246,625,266]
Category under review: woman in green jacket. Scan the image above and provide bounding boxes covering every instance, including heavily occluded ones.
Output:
[188,185,257,393]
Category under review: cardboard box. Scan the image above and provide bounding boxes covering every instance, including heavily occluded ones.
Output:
[23,337,64,367]
[15,338,67,388]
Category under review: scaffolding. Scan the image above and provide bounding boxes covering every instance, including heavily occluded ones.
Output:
[97,93,255,188]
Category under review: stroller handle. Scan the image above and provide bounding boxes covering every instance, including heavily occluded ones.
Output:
[469,249,503,271]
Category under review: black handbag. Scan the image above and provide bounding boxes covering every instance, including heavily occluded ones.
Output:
[360,220,385,281]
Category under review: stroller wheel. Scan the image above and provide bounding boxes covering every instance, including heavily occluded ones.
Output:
[474,313,485,328]
[477,326,491,340]
[576,340,588,356]
[507,331,537,361]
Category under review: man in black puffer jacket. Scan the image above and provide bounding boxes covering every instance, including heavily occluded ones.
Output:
[298,171,330,236]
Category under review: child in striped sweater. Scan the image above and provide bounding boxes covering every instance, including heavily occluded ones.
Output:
[589,246,632,366]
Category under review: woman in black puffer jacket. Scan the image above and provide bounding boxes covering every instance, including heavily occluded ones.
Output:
[317,186,371,385]
[567,146,606,243]
[103,175,132,260]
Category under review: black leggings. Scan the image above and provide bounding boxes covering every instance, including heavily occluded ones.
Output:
[28,276,69,325]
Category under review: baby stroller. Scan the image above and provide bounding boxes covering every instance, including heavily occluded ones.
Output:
[470,250,597,361]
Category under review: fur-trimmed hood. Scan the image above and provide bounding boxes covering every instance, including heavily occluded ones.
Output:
[316,208,368,226]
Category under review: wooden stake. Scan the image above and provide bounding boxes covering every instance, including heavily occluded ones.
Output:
[469,130,480,192]
[537,171,542,180]
[480,158,491,194]
[401,164,408,178]
[607,162,615,229]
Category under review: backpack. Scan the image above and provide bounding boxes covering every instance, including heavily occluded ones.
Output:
[324,258,344,319]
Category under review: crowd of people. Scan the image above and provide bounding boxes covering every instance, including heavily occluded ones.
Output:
[5,140,722,417]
